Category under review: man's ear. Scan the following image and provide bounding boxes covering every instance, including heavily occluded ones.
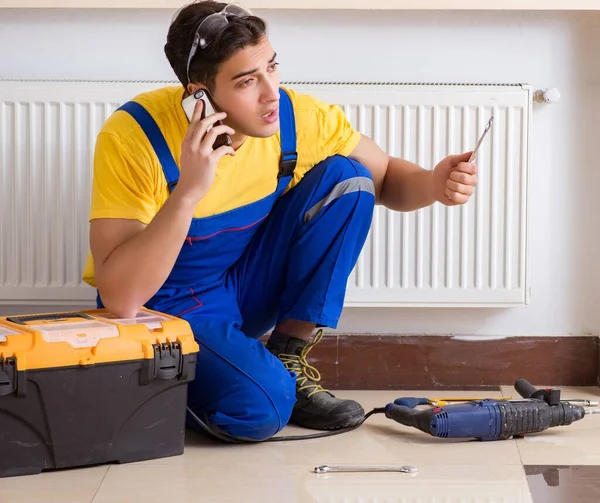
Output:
[186,83,207,96]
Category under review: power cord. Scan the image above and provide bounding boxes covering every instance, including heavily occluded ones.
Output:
[266,407,386,442]
[186,405,386,443]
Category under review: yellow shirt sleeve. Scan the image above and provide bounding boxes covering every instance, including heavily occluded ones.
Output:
[287,89,362,186]
[89,131,159,225]
[313,96,362,160]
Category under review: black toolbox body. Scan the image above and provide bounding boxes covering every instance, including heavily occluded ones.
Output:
[0,308,199,478]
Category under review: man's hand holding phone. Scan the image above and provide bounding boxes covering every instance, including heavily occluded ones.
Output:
[175,97,236,207]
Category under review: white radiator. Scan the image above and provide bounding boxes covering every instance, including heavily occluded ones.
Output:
[0,80,531,307]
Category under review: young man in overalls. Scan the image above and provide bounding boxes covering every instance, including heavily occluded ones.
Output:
[83,0,478,442]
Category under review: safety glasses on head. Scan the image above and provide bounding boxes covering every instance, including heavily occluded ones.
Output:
[185,3,253,84]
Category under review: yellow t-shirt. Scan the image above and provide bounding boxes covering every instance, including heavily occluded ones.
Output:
[82,85,361,287]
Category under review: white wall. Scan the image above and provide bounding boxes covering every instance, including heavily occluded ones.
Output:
[1,8,599,336]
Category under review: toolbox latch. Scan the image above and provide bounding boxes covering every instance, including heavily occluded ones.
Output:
[0,357,17,397]
[140,342,184,385]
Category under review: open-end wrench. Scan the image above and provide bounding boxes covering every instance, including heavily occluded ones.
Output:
[314,464,418,474]
[565,399,600,407]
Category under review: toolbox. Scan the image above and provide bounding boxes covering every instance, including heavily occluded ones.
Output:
[0,308,199,478]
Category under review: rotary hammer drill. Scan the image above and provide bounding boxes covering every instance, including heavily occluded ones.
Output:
[384,378,593,441]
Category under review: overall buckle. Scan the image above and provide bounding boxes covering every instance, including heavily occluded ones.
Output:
[279,151,297,178]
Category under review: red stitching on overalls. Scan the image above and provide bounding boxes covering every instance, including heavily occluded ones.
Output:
[186,214,268,243]
[175,287,204,317]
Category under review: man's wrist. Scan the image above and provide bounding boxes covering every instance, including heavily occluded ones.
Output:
[170,186,204,214]
[426,168,438,204]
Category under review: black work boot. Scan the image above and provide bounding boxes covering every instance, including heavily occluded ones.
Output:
[267,329,365,430]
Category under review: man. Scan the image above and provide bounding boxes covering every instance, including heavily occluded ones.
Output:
[82,0,477,442]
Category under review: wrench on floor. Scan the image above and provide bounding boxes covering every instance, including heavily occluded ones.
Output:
[314,464,418,474]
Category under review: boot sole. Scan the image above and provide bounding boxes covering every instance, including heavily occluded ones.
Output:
[290,410,365,431]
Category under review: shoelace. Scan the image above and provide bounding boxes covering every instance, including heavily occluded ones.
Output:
[278,329,329,399]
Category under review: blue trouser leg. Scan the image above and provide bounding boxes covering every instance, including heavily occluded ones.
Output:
[184,314,297,442]
[183,155,375,441]
[235,154,376,337]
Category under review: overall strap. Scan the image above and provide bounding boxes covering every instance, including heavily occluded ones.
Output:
[117,91,296,190]
[117,101,180,192]
[277,88,297,179]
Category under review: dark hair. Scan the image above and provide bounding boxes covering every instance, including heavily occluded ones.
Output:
[164,0,267,91]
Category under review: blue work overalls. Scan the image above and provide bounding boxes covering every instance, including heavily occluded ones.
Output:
[104,88,376,441]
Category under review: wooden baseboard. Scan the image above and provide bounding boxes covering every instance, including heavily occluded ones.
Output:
[307,334,599,390]
[3,302,597,390]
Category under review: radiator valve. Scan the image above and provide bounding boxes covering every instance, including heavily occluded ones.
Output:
[534,88,561,104]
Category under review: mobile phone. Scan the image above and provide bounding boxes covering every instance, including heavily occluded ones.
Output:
[181,89,232,149]
[469,115,494,162]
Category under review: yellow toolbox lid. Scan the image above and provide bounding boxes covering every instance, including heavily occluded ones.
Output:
[0,308,199,371]
[0,326,20,343]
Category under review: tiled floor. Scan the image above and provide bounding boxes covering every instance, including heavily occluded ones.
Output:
[2,387,600,502]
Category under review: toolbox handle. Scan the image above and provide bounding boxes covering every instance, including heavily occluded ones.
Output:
[6,312,94,325]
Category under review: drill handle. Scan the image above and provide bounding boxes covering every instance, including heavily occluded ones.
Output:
[514,378,538,399]
[514,378,561,405]
[384,404,434,435]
